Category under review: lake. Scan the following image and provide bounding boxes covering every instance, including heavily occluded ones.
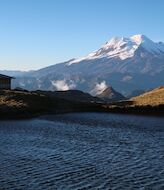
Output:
[0,113,164,189]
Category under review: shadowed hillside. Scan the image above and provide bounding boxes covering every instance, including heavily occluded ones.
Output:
[0,86,163,119]
[35,90,101,102]
[0,90,102,119]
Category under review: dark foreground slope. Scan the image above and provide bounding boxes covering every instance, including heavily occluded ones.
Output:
[0,87,163,119]
[0,90,103,119]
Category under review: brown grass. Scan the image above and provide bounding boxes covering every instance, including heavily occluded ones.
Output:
[131,86,164,106]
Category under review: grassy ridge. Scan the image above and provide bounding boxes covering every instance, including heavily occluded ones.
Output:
[101,86,164,116]
[131,86,164,106]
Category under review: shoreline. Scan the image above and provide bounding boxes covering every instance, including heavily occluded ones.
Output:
[0,105,163,120]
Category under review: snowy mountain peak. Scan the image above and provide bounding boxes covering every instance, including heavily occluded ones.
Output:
[105,36,128,45]
[68,34,164,65]
[131,34,164,53]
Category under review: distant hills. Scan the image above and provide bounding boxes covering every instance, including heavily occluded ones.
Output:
[1,34,164,94]
[127,89,146,98]
[0,70,30,77]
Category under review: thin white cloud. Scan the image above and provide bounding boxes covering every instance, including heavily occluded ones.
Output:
[122,75,132,82]
[51,80,76,91]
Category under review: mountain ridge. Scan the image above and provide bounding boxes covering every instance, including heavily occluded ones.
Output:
[3,34,164,94]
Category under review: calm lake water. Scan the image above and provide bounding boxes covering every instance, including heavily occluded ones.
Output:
[0,113,164,190]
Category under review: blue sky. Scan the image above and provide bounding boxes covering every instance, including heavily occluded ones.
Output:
[0,0,164,70]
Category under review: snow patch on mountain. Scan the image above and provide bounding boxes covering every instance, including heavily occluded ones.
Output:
[90,81,108,95]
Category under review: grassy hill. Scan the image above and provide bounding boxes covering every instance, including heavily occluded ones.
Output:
[101,86,164,116]
[131,86,164,106]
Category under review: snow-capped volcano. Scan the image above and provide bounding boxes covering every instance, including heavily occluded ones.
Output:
[69,34,164,64]
[13,34,164,94]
